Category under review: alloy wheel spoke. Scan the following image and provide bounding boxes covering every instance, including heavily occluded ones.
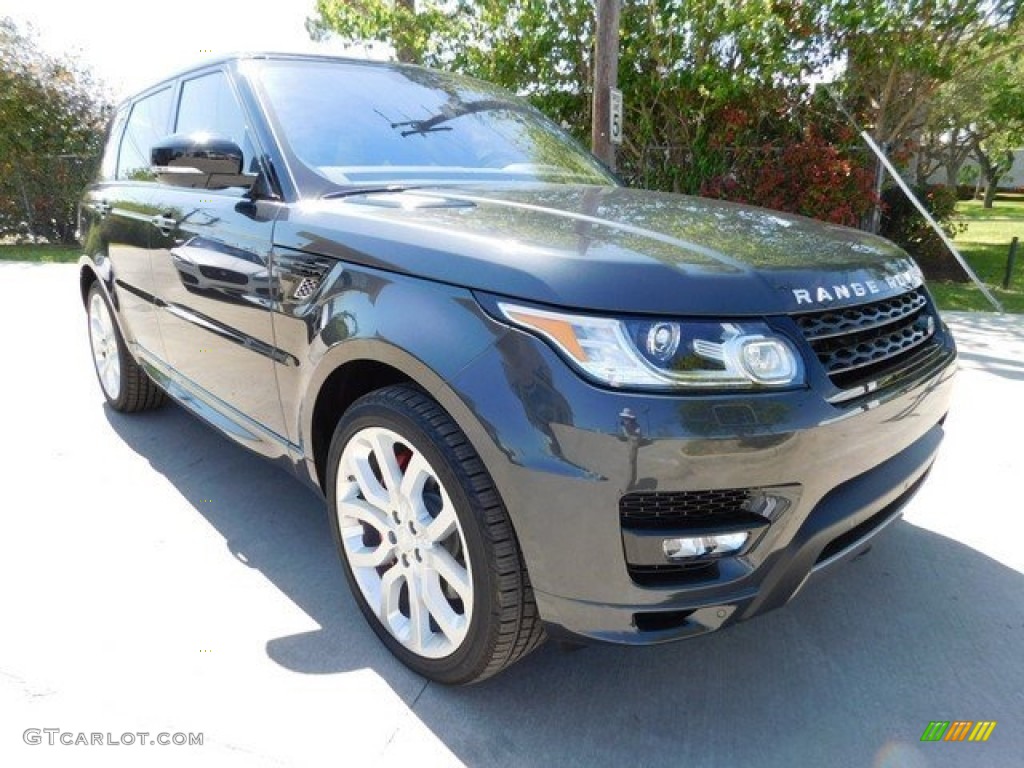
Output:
[90,314,104,341]
[338,496,394,538]
[102,355,119,394]
[405,574,432,654]
[424,547,471,605]
[398,453,431,505]
[347,448,390,510]
[342,526,394,568]
[368,430,404,500]
[421,574,466,643]
[423,501,457,544]
[379,566,405,627]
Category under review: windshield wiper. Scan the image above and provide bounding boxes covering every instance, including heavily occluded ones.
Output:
[383,99,534,138]
[321,184,422,200]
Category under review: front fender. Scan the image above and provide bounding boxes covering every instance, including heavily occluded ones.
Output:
[299,336,508,473]
[270,253,509,481]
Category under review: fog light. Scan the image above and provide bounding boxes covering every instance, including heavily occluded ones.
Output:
[662,532,749,560]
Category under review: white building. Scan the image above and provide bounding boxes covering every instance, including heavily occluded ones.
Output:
[925,148,1024,189]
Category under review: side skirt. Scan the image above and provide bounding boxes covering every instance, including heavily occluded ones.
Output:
[133,344,320,494]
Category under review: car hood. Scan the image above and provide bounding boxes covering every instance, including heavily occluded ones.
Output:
[273,184,923,315]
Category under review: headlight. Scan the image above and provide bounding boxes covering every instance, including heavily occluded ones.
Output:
[498,302,803,390]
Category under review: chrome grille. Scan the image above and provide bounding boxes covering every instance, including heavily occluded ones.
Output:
[795,287,940,390]
[796,290,927,341]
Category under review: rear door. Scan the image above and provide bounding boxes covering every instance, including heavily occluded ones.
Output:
[147,68,289,449]
[82,87,175,359]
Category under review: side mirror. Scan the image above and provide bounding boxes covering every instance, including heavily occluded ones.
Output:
[151,133,256,190]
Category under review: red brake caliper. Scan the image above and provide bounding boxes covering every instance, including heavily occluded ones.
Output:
[395,447,412,475]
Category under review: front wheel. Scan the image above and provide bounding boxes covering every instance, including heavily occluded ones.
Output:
[326,385,544,684]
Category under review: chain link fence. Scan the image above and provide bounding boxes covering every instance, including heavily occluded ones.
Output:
[633,142,876,189]
[0,154,98,244]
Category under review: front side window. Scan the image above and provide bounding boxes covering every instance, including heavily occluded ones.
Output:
[175,71,255,173]
[117,88,173,181]
[252,60,615,190]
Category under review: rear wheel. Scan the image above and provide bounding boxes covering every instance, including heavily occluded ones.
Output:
[86,284,165,413]
[326,385,544,684]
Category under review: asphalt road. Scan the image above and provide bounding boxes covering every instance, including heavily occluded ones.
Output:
[2,262,1022,768]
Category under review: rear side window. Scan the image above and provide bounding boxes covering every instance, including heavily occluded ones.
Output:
[117,88,173,181]
[175,71,255,173]
[99,107,129,181]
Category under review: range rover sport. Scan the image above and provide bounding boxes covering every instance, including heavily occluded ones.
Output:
[79,53,957,683]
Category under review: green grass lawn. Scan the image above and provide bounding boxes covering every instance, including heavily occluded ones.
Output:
[930,192,1024,313]
[0,243,81,263]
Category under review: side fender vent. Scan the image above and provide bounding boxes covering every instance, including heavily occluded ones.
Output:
[292,276,320,301]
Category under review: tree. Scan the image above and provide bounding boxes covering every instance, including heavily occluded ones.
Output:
[0,17,111,243]
[306,0,488,66]
[824,0,1021,150]
[920,42,1024,206]
[918,124,973,189]
[615,1,831,189]
[307,1,596,137]
[306,1,833,173]
[305,2,1024,231]
[968,51,1024,207]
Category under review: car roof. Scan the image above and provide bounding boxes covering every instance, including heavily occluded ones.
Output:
[119,51,401,107]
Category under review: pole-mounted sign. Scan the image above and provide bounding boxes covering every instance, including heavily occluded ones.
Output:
[609,87,623,145]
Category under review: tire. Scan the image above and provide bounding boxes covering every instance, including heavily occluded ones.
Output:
[86,283,166,413]
[326,385,544,684]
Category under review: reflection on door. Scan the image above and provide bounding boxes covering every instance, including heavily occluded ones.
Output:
[148,190,289,443]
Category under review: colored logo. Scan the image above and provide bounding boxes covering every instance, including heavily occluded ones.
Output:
[921,721,996,742]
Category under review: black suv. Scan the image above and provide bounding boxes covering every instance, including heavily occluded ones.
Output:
[79,53,956,683]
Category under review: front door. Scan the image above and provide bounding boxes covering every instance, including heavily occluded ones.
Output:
[148,69,289,450]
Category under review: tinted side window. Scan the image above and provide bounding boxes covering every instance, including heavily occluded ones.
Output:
[117,87,173,181]
[99,107,129,181]
[175,71,255,172]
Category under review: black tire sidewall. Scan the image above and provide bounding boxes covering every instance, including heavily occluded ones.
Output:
[325,392,503,684]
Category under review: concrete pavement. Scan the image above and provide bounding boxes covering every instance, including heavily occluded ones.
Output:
[1,263,1022,767]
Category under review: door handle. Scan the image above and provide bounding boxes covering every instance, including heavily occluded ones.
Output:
[151,215,177,236]
[93,200,112,217]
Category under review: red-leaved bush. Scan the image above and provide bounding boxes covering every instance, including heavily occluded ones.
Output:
[700,130,879,227]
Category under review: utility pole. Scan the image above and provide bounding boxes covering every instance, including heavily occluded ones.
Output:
[592,0,620,171]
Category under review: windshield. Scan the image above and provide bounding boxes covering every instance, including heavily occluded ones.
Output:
[252,59,615,191]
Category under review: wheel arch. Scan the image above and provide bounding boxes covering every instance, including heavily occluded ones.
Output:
[303,340,502,498]
[78,256,116,311]
[309,356,415,490]
[79,264,98,306]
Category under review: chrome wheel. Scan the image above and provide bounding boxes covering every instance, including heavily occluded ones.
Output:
[336,426,473,658]
[88,291,121,400]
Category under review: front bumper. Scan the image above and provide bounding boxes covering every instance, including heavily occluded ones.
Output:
[535,424,938,643]
[450,321,957,645]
